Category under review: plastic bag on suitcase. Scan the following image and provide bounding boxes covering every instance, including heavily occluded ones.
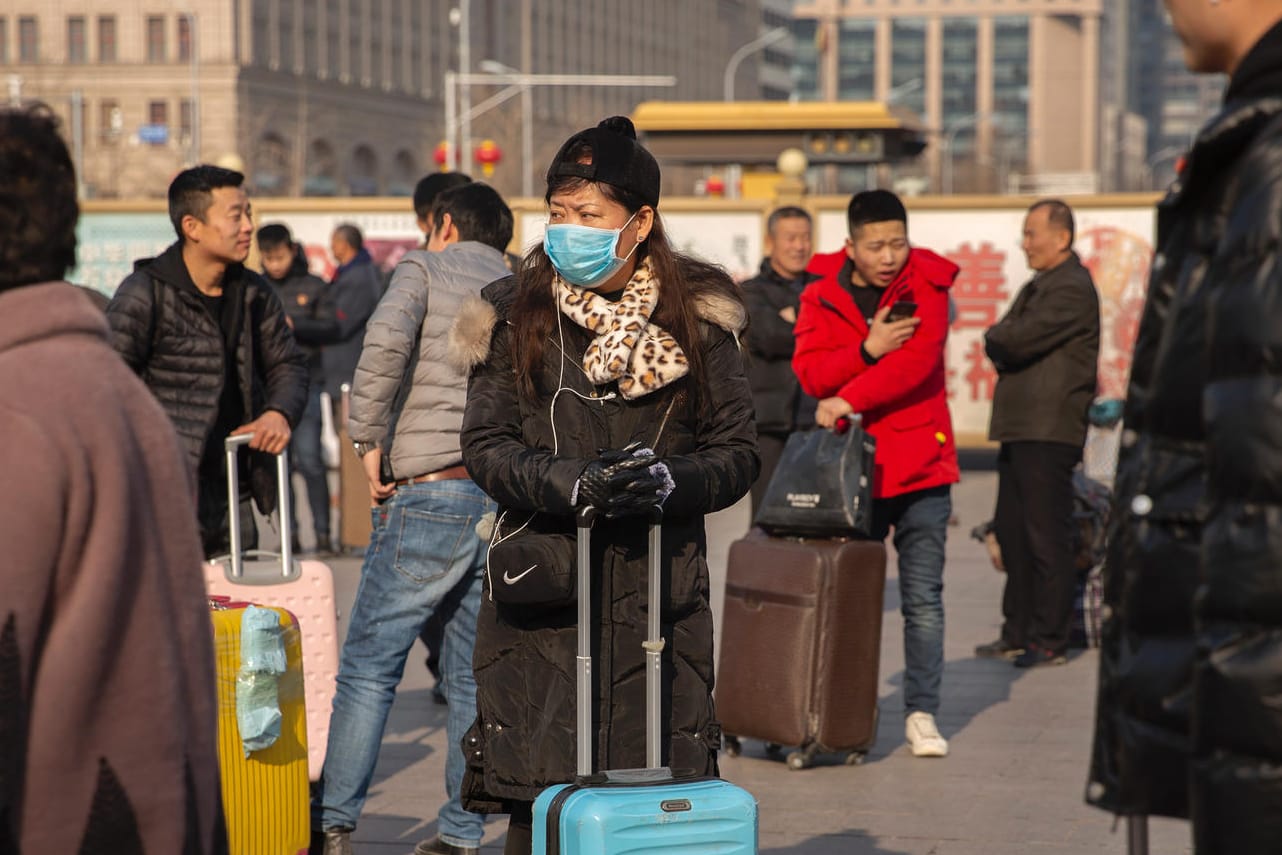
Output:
[204,434,339,782]
[753,417,876,538]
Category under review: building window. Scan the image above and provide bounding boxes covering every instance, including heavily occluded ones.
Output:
[98,16,116,62]
[18,16,37,63]
[0,18,9,65]
[891,18,928,118]
[67,16,86,63]
[254,134,291,194]
[100,99,122,143]
[179,98,193,140]
[791,18,820,100]
[941,17,978,151]
[148,100,168,127]
[147,15,166,62]
[177,14,192,62]
[837,19,875,101]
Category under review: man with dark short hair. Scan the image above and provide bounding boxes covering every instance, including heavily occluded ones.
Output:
[108,165,307,557]
[741,206,819,515]
[413,172,473,245]
[311,182,514,855]
[794,189,961,758]
[976,199,1100,669]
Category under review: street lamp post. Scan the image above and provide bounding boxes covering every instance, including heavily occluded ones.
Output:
[723,27,789,102]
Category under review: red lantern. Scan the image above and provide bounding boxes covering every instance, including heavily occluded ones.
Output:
[474,139,502,177]
[705,174,726,197]
[433,141,452,171]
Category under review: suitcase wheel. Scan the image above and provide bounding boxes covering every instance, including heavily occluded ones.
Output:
[786,744,819,771]
[723,735,742,758]
[764,742,783,759]
[844,751,866,766]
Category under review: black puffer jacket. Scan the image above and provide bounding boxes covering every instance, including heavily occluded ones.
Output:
[741,258,818,433]
[1087,23,1282,851]
[455,274,758,810]
[266,245,329,388]
[107,242,308,512]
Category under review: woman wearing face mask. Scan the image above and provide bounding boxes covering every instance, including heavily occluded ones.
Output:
[448,116,758,855]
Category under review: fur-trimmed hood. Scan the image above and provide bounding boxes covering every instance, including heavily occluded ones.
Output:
[446,281,748,375]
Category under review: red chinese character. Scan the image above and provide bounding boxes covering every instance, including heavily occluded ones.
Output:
[963,340,997,402]
[946,242,1009,330]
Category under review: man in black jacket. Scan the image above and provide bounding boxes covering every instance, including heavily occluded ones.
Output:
[322,223,384,404]
[741,205,819,515]
[976,199,1099,668]
[259,222,333,555]
[107,165,307,557]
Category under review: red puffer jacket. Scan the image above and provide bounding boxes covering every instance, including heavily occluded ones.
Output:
[793,247,960,499]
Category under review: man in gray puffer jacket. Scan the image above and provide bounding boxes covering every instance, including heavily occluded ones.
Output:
[310,183,513,855]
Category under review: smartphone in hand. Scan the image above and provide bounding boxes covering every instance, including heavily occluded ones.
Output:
[886,300,918,322]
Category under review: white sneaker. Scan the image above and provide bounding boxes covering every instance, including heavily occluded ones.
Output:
[905,711,949,758]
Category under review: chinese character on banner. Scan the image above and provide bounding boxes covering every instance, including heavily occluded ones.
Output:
[963,339,997,402]
[945,242,1009,330]
[1079,226,1153,400]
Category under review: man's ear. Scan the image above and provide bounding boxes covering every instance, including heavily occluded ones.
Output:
[181,214,202,243]
[844,235,857,259]
[438,213,459,246]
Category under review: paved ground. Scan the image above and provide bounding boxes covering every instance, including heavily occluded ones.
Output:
[306,469,1192,854]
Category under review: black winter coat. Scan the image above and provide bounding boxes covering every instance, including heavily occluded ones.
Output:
[266,246,330,387]
[107,243,308,513]
[314,249,383,400]
[1087,23,1282,852]
[985,253,1100,447]
[740,258,818,434]
[456,274,759,810]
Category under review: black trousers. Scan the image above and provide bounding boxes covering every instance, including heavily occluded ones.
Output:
[749,431,789,519]
[994,440,1080,654]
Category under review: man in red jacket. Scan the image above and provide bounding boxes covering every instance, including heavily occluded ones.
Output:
[793,190,960,758]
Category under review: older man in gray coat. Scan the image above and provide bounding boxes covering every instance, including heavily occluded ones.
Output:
[310,184,513,855]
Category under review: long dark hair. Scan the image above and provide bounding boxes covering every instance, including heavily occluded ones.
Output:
[511,169,739,404]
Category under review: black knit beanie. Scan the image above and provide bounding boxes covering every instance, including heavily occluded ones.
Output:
[546,116,661,208]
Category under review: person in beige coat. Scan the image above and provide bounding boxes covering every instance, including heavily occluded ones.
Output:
[0,105,226,854]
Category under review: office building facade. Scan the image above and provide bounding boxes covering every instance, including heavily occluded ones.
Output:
[5,0,761,199]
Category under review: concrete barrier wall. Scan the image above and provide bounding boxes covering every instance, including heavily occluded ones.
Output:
[76,194,1160,445]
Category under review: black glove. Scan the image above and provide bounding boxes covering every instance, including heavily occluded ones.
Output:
[577,447,664,518]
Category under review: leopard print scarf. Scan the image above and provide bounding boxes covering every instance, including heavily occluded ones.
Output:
[555,256,689,400]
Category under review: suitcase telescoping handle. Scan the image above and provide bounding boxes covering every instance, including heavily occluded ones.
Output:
[224,434,294,579]
[574,505,665,777]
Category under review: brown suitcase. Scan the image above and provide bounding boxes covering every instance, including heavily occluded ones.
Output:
[716,532,887,769]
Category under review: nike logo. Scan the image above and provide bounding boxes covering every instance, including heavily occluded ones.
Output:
[503,564,538,585]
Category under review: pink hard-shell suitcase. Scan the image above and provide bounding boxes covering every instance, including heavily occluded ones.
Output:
[204,434,339,782]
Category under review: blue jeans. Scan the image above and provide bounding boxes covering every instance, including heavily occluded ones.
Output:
[870,484,951,717]
[313,479,495,847]
[290,384,331,541]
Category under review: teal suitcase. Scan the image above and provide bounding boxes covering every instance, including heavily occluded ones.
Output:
[532,509,758,854]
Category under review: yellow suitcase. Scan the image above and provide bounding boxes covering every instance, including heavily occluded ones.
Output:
[210,601,311,855]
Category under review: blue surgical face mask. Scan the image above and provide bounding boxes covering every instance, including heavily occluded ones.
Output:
[543,212,639,288]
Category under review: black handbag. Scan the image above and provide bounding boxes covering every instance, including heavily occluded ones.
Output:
[484,511,576,607]
[753,419,876,538]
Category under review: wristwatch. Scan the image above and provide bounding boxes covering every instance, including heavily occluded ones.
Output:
[353,440,379,458]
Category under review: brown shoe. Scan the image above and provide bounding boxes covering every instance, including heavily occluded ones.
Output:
[414,836,479,855]
[974,639,1025,661]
